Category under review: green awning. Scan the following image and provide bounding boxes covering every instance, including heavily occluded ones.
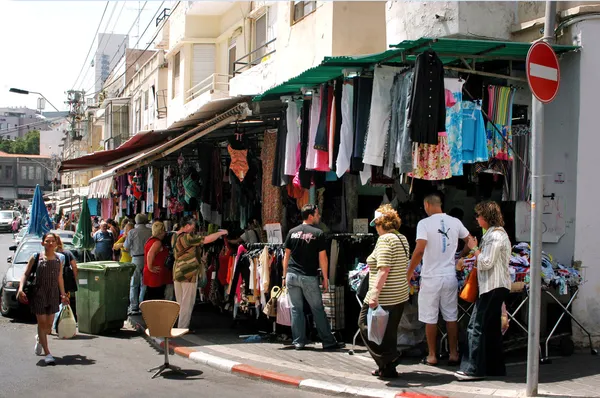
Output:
[252,37,579,102]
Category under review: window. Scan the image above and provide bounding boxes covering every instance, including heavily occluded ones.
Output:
[144,90,149,110]
[35,166,42,180]
[292,1,316,24]
[6,165,12,179]
[28,166,34,180]
[228,44,237,78]
[21,166,26,180]
[252,13,267,63]
[172,52,181,99]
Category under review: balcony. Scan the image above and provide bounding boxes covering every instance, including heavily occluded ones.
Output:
[185,73,230,103]
[229,39,277,97]
[233,38,276,76]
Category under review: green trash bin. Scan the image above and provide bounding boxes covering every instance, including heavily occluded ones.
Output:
[76,261,135,334]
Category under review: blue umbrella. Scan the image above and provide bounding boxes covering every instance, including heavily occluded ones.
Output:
[27,185,53,237]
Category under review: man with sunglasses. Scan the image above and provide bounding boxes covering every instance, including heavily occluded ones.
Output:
[282,204,345,351]
[407,193,473,367]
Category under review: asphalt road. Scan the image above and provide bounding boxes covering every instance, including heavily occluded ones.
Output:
[0,231,327,398]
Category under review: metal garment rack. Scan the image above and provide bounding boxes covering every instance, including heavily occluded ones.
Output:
[438,285,598,362]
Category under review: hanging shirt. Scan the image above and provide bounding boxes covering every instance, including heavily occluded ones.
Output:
[408,49,446,145]
[284,101,301,176]
[363,65,402,167]
[305,91,321,170]
[336,81,354,177]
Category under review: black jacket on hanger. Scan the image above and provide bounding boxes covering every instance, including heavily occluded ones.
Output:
[408,49,446,145]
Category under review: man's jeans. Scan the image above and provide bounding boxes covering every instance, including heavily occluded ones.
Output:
[285,272,337,347]
[129,257,146,312]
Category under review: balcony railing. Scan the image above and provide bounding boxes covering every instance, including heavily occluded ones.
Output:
[185,73,231,103]
[233,38,276,76]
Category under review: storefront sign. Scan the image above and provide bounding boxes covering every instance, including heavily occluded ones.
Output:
[515,196,566,243]
[353,219,369,234]
[554,172,565,184]
[17,188,35,195]
[526,41,560,103]
[264,223,283,244]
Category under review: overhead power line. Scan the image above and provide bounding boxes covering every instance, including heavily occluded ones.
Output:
[76,1,128,91]
[0,117,66,137]
[85,1,151,94]
[88,1,175,97]
[70,2,110,91]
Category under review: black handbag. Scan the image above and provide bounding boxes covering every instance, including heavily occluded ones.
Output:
[23,253,40,302]
[62,251,78,293]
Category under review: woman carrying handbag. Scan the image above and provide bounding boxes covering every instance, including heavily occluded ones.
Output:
[17,232,70,365]
[455,201,512,381]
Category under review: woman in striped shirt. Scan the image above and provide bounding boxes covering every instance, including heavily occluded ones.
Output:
[455,201,511,381]
[359,204,410,379]
[173,217,227,329]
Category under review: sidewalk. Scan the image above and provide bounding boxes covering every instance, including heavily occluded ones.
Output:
[128,309,600,398]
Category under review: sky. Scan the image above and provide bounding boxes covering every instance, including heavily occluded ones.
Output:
[0,0,161,112]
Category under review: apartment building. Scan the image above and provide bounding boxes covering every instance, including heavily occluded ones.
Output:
[122,50,169,134]
[229,1,387,96]
[0,152,52,200]
[95,33,129,94]
[0,107,52,139]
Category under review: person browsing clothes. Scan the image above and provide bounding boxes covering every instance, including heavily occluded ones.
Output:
[282,204,345,351]
[455,201,511,381]
[359,205,410,379]
[407,193,473,367]
[124,214,152,315]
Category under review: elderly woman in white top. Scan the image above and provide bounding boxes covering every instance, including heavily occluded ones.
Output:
[455,201,512,381]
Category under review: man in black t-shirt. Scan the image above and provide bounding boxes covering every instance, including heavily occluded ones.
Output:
[283,204,344,351]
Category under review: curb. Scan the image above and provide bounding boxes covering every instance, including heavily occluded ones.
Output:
[128,317,446,398]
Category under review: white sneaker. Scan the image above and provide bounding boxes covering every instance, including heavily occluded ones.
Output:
[34,335,43,356]
[44,354,55,365]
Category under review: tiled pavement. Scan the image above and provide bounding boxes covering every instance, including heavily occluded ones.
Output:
[129,309,600,398]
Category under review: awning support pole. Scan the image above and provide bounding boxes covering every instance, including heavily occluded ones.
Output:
[443,66,528,82]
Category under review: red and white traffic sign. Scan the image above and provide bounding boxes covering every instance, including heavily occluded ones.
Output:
[526,41,560,103]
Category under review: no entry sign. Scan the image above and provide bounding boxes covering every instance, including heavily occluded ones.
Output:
[526,41,560,103]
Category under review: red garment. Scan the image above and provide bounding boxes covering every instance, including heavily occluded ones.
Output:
[314,87,333,172]
[218,252,231,285]
[143,237,169,288]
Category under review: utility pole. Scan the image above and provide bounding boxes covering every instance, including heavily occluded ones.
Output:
[526,1,556,396]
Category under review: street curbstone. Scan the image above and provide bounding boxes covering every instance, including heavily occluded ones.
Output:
[128,317,447,398]
[188,351,240,372]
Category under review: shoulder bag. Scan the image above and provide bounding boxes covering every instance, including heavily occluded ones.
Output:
[62,251,78,293]
[23,253,40,303]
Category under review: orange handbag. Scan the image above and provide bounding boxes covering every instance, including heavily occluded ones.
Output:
[460,267,478,303]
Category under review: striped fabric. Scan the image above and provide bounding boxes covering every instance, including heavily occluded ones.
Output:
[364,232,410,306]
[477,227,512,295]
[173,233,205,283]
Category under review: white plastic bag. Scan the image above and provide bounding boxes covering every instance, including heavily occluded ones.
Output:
[276,288,292,327]
[57,304,77,339]
[367,305,389,345]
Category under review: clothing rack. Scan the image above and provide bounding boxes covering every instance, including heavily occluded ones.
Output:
[328,233,375,238]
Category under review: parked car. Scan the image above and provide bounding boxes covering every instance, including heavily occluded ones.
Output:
[0,211,17,232]
[0,237,94,317]
[13,228,28,245]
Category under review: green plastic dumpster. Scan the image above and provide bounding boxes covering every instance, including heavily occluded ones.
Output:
[76,261,135,334]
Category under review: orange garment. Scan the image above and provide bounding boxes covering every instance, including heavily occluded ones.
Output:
[226,255,235,284]
[296,189,311,209]
[228,145,249,181]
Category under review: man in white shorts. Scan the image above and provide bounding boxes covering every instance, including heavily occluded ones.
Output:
[407,193,473,366]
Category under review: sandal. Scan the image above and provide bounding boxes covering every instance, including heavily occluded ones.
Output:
[421,357,438,366]
[371,369,381,377]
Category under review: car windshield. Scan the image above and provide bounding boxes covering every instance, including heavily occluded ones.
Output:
[0,211,13,220]
[14,241,43,265]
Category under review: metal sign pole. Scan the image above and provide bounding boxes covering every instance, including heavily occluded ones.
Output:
[526,1,556,396]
